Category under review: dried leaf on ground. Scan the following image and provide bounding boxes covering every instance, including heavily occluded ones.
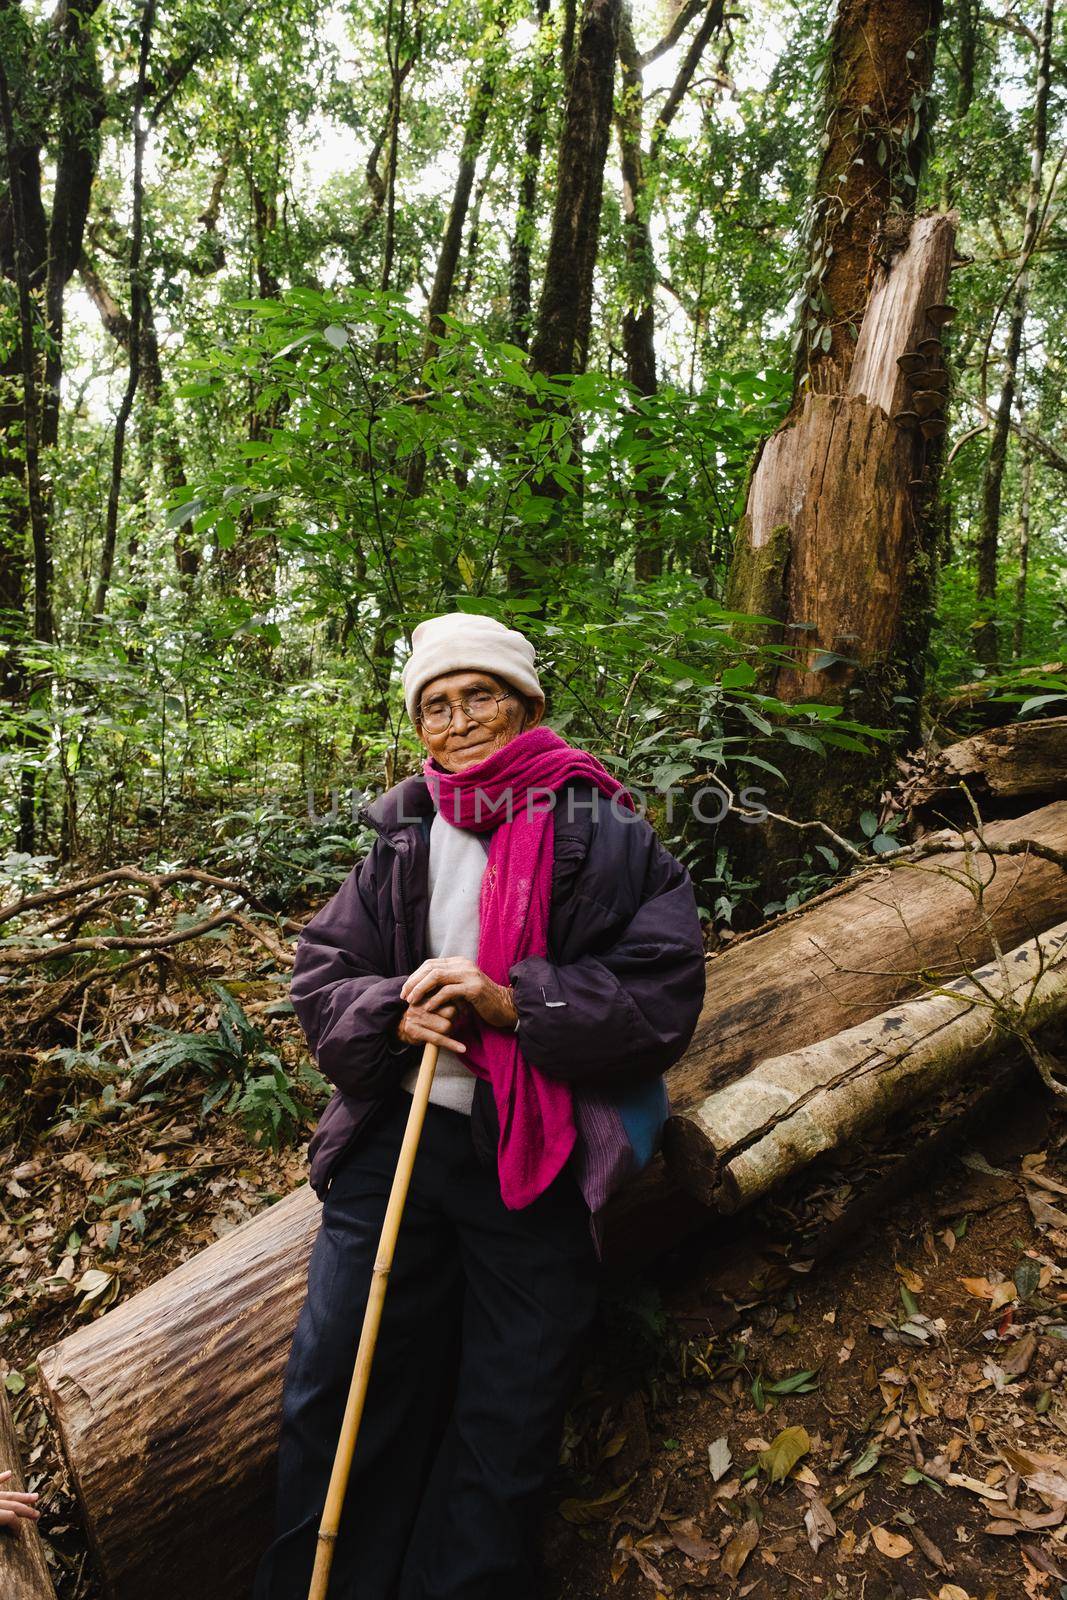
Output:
[802,1490,837,1554]
[667,1516,717,1562]
[708,1437,732,1482]
[871,1525,913,1558]
[559,1476,634,1524]
[721,1518,760,1580]
[759,1424,810,1485]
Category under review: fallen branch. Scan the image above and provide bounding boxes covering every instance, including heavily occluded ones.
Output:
[0,865,299,929]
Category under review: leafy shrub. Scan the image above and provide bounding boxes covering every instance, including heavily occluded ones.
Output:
[129,980,329,1149]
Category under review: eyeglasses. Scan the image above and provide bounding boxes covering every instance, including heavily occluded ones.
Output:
[416,688,515,733]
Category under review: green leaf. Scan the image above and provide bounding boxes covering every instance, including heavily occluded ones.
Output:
[651,761,694,791]
[1019,693,1067,717]
[901,1465,944,1494]
[849,1441,882,1478]
[166,497,203,529]
[1015,1258,1041,1300]
[764,1367,820,1395]
[323,324,350,349]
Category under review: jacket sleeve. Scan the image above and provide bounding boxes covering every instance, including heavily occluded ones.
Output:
[289,841,419,1099]
[507,808,706,1085]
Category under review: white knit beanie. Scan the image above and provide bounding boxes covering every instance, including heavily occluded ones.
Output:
[401,612,544,724]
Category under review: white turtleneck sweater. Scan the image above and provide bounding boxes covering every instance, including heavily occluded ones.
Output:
[400,811,491,1115]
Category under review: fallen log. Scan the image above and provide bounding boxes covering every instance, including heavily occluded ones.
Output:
[0,1383,57,1600]
[905,715,1067,823]
[37,1192,321,1600]
[35,803,1067,1599]
[668,798,1067,1109]
[664,919,1067,1208]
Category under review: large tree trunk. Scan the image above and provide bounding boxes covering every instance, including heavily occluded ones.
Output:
[1013,437,1033,660]
[424,10,505,346]
[725,210,956,888]
[508,0,551,349]
[0,1385,56,1599]
[905,714,1067,822]
[91,0,152,624]
[508,0,619,597]
[789,0,943,395]
[529,0,619,377]
[671,797,1067,1108]
[1,1,102,852]
[973,0,1053,666]
[35,800,1067,1600]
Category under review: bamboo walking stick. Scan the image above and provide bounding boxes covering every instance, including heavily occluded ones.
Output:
[308,1038,440,1600]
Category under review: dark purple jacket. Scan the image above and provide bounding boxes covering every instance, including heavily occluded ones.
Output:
[293,774,706,1213]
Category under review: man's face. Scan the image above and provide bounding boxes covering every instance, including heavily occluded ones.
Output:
[415,669,541,772]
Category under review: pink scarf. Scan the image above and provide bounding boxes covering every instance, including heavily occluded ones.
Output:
[422,725,635,1209]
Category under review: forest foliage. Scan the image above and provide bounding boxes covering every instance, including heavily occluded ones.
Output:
[0,0,1064,919]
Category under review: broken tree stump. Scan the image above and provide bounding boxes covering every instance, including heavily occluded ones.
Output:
[0,1382,57,1600]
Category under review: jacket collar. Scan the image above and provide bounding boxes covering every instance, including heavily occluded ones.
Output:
[358,770,596,847]
[358,774,434,839]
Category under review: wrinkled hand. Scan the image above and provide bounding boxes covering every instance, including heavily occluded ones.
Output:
[0,1468,40,1530]
[394,998,469,1052]
[401,957,518,1032]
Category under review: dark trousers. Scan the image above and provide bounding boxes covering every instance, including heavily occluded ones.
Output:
[251,1091,600,1600]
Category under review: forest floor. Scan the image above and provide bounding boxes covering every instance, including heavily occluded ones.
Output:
[545,1079,1067,1600]
[4,999,1067,1600]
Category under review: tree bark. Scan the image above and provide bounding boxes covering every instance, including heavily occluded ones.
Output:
[721,0,948,898]
[424,9,505,345]
[1013,438,1033,660]
[38,1191,322,1600]
[92,0,154,623]
[508,0,551,349]
[529,0,620,377]
[616,0,725,579]
[671,797,1067,1107]
[0,46,53,857]
[0,57,52,651]
[906,714,1067,821]
[974,0,1053,666]
[79,261,196,580]
[790,0,943,396]
[0,1384,56,1599]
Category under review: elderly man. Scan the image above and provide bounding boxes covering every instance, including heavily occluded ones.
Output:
[253,611,706,1600]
